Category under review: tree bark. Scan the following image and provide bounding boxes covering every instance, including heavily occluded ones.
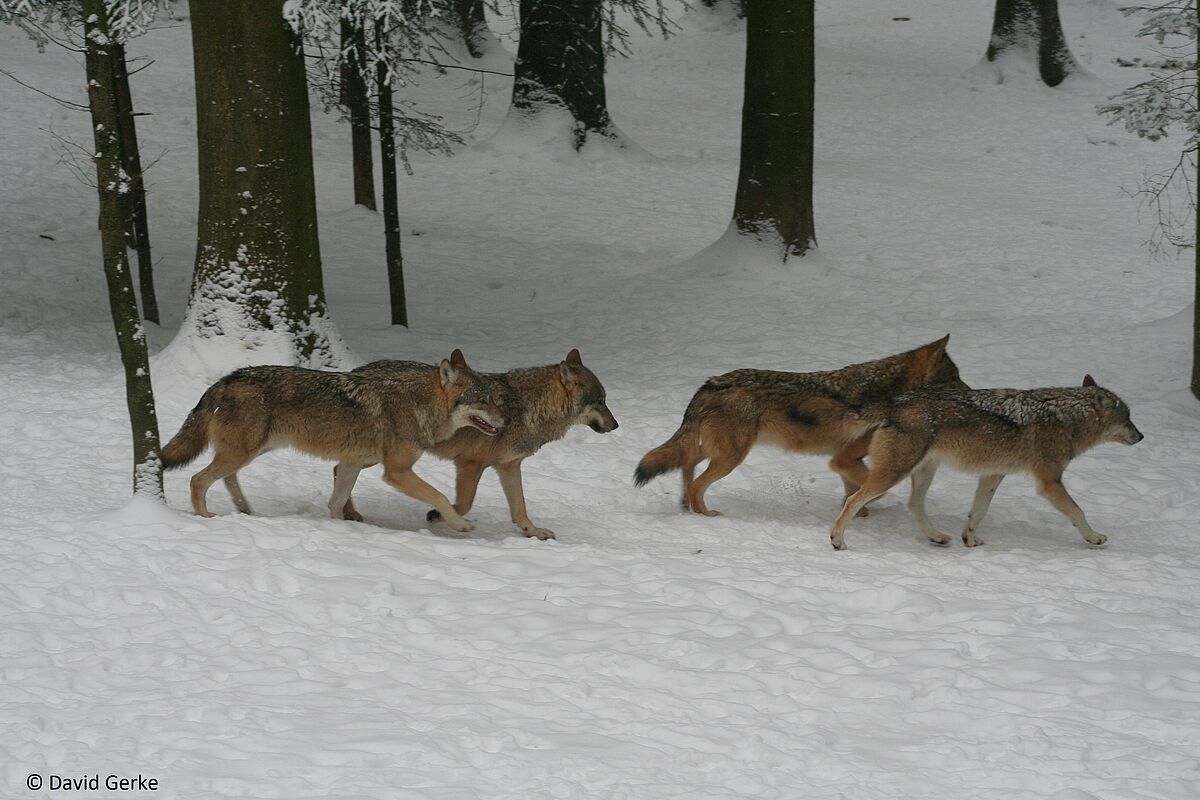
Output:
[1193,11,1199,402]
[511,0,614,148]
[984,0,1078,87]
[187,0,341,364]
[376,34,407,327]
[110,39,159,324]
[731,0,816,259]
[340,18,376,211]
[83,0,163,498]
[453,0,489,58]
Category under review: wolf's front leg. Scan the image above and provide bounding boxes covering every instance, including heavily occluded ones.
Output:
[1035,472,1107,546]
[907,461,951,545]
[496,459,555,540]
[961,474,1004,546]
[382,458,475,533]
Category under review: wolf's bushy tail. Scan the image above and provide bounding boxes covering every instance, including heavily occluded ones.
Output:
[161,395,213,470]
[634,413,699,487]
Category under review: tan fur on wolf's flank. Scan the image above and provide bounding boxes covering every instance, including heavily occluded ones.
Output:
[828,376,1144,551]
[634,336,965,517]
[161,351,504,532]
[341,348,618,540]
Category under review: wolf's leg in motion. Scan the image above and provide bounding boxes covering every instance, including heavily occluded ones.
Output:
[426,460,486,523]
[906,460,950,545]
[679,457,698,511]
[686,432,752,517]
[962,474,1004,547]
[1034,469,1107,546]
[496,459,555,540]
[330,462,366,521]
[382,455,474,533]
[190,447,257,517]
[830,430,921,550]
[223,474,253,515]
[830,436,872,517]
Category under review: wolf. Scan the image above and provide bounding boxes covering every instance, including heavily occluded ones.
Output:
[160,350,505,532]
[828,375,1143,550]
[335,348,618,540]
[633,336,965,517]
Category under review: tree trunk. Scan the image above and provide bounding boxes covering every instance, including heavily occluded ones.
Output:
[376,34,407,327]
[511,0,614,148]
[340,18,376,211]
[83,0,163,498]
[1193,15,1199,402]
[731,0,816,260]
[110,39,159,325]
[984,0,1078,87]
[186,0,343,365]
[453,0,489,58]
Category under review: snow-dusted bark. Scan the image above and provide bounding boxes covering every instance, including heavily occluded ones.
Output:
[729,0,816,260]
[83,0,163,498]
[184,0,349,368]
[979,0,1080,87]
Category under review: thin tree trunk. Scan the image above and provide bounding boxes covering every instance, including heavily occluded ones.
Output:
[731,0,816,259]
[187,0,342,365]
[984,0,1078,87]
[453,0,489,58]
[511,0,613,148]
[83,0,163,498]
[1193,8,1199,402]
[376,33,407,327]
[111,39,159,324]
[340,18,376,211]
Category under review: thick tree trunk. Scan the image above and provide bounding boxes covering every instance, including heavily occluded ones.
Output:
[83,0,163,498]
[731,0,816,260]
[376,39,407,327]
[110,39,159,325]
[340,18,376,211]
[984,0,1078,87]
[511,0,614,148]
[453,0,489,58]
[186,0,342,365]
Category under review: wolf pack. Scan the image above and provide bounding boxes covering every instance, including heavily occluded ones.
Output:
[161,337,1142,550]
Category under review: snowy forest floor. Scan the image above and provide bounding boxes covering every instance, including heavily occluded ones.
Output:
[2,1,1200,798]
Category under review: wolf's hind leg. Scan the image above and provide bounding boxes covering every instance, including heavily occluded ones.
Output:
[831,435,872,517]
[962,474,1004,546]
[191,447,256,517]
[330,462,366,521]
[223,474,253,515]
[686,434,751,517]
[1034,470,1107,546]
[907,460,950,545]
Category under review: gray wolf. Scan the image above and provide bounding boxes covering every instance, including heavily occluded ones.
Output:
[828,375,1143,550]
[336,348,617,539]
[161,350,504,532]
[633,336,965,516]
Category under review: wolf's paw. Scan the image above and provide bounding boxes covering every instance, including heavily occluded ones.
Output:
[697,509,722,518]
[426,509,443,522]
[830,537,847,551]
[927,533,951,546]
[1084,532,1107,546]
[963,532,984,547]
[523,526,556,541]
[343,510,364,523]
[447,519,475,533]
[196,510,216,519]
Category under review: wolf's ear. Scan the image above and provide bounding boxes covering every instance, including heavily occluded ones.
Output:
[926,334,950,357]
[559,360,575,386]
[1082,374,1096,387]
[449,349,468,369]
[565,348,582,365]
[439,358,459,387]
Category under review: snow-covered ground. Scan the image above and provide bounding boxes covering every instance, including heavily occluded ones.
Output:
[3,1,1200,797]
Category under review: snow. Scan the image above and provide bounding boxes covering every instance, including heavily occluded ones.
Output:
[2,1,1200,798]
